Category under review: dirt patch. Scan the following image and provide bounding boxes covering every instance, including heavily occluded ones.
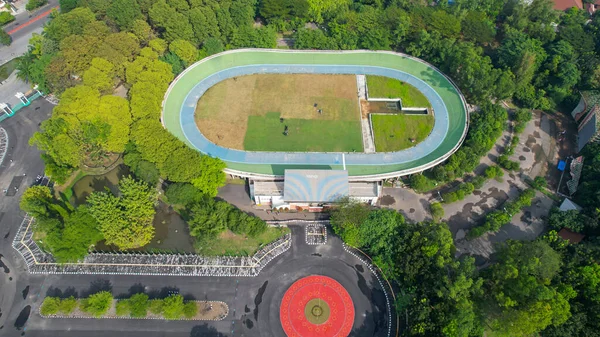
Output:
[379,195,395,206]
[195,119,246,150]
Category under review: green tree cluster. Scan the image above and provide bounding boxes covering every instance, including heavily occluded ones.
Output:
[469,189,536,238]
[40,296,77,316]
[26,0,48,11]
[87,176,157,250]
[330,204,483,336]
[442,182,475,204]
[188,198,268,244]
[20,185,103,262]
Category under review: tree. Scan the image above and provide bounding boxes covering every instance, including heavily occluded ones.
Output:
[162,295,184,319]
[183,301,197,318]
[59,297,77,314]
[165,183,205,206]
[306,0,347,23]
[87,176,157,249]
[481,240,573,337]
[462,11,495,44]
[82,58,115,94]
[59,0,78,12]
[20,186,54,218]
[129,293,149,318]
[40,297,60,316]
[201,37,224,56]
[81,291,113,317]
[106,0,142,30]
[329,197,370,247]
[169,39,197,66]
[49,206,103,262]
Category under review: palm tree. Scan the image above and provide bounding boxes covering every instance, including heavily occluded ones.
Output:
[15,52,34,83]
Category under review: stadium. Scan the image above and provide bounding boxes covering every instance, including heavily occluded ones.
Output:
[162,49,468,208]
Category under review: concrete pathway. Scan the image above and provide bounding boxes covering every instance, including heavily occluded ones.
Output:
[356,74,375,153]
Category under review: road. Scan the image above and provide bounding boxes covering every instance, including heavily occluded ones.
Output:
[0,103,389,336]
[0,0,59,66]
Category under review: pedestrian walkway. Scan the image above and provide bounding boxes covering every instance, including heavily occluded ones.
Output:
[356,74,376,153]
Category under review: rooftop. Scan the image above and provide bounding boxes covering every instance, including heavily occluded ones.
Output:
[283,170,349,202]
[558,228,585,244]
[553,0,583,11]
[253,181,284,196]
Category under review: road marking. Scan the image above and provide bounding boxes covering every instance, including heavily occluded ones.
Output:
[7,7,58,35]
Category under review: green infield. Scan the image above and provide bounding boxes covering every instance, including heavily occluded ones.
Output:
[244,112,363,152]
[366,75,431,108]
[372,113,434,152]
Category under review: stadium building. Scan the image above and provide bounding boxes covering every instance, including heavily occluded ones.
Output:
[250,170,381,211]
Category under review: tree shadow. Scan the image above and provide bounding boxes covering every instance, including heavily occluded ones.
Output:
[81,279,113,297]
[189,324,228,337]
[45,286,78,299]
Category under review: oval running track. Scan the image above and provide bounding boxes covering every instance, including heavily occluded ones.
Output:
[162,49,468,179]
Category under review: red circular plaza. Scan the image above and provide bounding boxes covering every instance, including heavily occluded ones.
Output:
[280,275,355,337]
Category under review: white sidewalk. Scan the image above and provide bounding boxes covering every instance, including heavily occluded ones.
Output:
[356,74,375,153]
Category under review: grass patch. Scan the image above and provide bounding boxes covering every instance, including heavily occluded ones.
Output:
[244,112,363,152]
[196,227,290,256]
[0,57,19,82]
[195,74,360,150]
[366,75,431,108]
[371,114,434,152]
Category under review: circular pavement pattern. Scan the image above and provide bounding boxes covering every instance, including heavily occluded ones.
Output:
[280,275,355,337]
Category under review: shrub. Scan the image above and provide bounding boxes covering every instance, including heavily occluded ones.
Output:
[0,11,15,26]
[162,295,184,319]
[129,293,149,318]
[498,155,520,171]
[40,297,60,316]
[115,300,130,316]
[532,176,547,190]
[58,296,77,315]
[0,29,10,46]
[26,0,48,11]
[149,299,164,315]
[468,189,536,239]
[430,202,444,221]
[183,302,197,318]
[80,291,113,317]
[410,174,428,192]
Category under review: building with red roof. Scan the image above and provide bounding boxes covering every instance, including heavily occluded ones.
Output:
[553,0,583,11]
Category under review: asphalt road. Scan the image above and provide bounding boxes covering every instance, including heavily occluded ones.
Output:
[0,102,389,337]
[0,0,59,66]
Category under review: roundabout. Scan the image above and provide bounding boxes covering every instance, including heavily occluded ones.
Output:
[279,275,355,337]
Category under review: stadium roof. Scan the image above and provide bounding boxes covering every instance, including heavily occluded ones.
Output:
[283,170,349,202]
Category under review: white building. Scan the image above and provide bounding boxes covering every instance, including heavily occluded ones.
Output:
[250,169,381,212]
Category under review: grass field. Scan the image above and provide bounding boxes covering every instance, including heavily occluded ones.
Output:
[366,75,431,108]
[244,112,363,152]
[371,114,434,152]
[195,74,362,151]
[196,227,290,256]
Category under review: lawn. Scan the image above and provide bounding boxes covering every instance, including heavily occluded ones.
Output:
[366,75,431,108]
[244,112,363,152]
[371,113,434,152]
[195,74,361,151]
[196,227,290,256]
